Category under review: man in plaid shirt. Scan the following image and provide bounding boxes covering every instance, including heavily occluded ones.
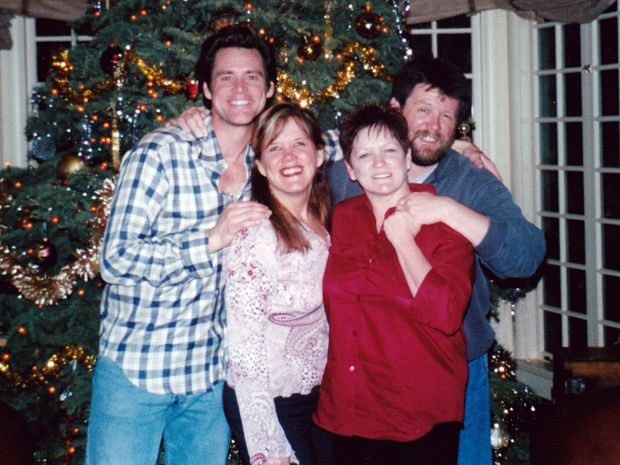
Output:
[86,25,274,465]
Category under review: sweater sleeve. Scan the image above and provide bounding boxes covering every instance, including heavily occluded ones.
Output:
[472,174,546,279]
[224,225,295,465]
[411,223,475,335]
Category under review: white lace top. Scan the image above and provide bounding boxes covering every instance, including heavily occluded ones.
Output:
[224,218,329,465]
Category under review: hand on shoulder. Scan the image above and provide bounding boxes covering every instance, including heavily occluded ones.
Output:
[167,106,209,138]
[451,138,503,182]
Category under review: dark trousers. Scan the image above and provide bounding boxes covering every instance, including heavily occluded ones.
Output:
[223,384,333,465]
[332,422,461,465]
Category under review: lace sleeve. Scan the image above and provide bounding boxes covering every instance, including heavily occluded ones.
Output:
[225,223,295,464]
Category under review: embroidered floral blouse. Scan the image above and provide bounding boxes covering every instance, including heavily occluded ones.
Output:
[224,218,329,465]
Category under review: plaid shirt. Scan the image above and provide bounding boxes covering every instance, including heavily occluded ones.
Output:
[99,111,252,395]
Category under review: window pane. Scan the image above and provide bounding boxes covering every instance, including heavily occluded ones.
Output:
[544,311,562,352]
[408,34,432,59]
[605,326,620,345]
[541,170,559,212]
[601,69,619,116]
[568,317,587,349]
[36,42,71,83]
[563,24,581,68]
[538,27,556,70]
[601,121,619,167]
[36,18,71,35]
[603,224,620,270]
[599,17,619,65]
[567,268,587,313]
[539,75,557,117]
[543,264,562,308]
[565,122,583,166]
[540,122,558,164]
[437,16,471,28]
[565,171,584,215]
[602,173,620,219]
[409,21,433,29]
[543,217,560,260]
[567,219,585,264]
[564,72,582,116]
[603,275,620,322]
[438,35,471,73]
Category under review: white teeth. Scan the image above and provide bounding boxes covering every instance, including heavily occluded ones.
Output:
[231,99,250,106]
[282,167,302,176]
[373,173,391,179]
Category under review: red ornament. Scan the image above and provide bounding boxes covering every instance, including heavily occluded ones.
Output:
[100,45,124,76]
[186,79,200,100]
[30,239,58,269]
[355,6,383,40]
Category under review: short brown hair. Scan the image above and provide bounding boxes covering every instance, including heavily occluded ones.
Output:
[339,104,410,164]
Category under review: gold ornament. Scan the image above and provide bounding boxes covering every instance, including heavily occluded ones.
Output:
[57,153,87,183]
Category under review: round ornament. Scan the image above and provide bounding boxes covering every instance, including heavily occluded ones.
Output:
[297,35,322,62]
[30,239,58,269]
[355,7,383,40]
[31,134,57,162]
[57,153,86,182]
[100,45,124,77]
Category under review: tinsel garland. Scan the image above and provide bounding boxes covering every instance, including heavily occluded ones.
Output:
[50,43,390,111]
[0,178,116,306]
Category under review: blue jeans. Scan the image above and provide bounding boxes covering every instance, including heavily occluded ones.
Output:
[458,354,492,465]
[86,356,230,465]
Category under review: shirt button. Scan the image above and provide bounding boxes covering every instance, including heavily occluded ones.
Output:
[349,365,355,372]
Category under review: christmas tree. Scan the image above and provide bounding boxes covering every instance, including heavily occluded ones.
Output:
[0,1,538,464]
[0,1,410,463]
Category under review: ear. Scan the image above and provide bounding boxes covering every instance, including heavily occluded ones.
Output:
[389,97,400,110]
[267,81,275,98]
[345,161,357,181]
[316,148,325,168]
[203,82,212,101]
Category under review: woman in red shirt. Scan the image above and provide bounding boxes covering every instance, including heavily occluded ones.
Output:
[314,105,474,465]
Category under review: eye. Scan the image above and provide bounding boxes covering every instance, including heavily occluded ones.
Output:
[267,144,281,152]
[357,152,370,159]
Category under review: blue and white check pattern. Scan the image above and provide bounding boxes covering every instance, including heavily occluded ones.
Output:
[99,111,252,395]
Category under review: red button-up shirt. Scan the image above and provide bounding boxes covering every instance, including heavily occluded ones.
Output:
[314,184,474,442]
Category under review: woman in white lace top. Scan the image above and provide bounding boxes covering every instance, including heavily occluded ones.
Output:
[223,103,332,465]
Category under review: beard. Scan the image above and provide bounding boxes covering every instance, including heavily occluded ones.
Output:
[410,130,454,167]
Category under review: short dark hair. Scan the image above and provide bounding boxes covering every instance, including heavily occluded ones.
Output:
[391,56,471,125]
[339,104,410,164]
[194,24,277,108]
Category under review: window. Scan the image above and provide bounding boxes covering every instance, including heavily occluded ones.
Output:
[535,3,620,353]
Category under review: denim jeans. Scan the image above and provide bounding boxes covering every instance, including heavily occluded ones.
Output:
[224,384,333,465]
[86,356,230,465]
[458,354,492,465]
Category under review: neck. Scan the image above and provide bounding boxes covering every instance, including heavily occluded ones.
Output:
[212,115,254,164]
[277,192,312,222]
[367,184,411,228]
[408,163,436,182]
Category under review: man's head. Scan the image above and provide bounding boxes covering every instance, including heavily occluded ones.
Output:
[390,56,471,167]
[194,25,276,125]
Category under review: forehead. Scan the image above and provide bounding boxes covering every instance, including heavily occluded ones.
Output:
[405,84,459,113]
[353,125,399,145]
[213,47,265,73]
